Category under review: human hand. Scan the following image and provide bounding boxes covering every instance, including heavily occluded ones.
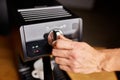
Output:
[51,35,105,74]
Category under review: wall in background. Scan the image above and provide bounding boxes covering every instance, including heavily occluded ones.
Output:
[58,0,120,48]
[1,0,120,48]
[57,0,95,10]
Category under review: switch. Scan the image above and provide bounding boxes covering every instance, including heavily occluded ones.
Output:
[32,45,40,54]
[33,50,40,53]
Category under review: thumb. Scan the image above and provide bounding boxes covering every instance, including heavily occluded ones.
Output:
[57,35,71,41]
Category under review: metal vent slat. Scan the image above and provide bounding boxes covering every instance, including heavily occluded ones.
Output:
[24,15,71,22]
[21,9,70,19]
[22,11,70,18]
[18,6,72,22]
[21,10,69,17]
[23,13,70,19]
[24,14,71,21]
[21,8,66,14]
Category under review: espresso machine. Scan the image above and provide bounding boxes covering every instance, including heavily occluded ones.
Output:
[17,0,83,80]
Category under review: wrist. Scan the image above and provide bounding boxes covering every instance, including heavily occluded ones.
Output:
[96,51,108,72]
[99,49,117,72]
[99,52,111,72]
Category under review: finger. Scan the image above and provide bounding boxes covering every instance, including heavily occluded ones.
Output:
[52,39,73,49]
[60,65,95,74]
[52,49,69,58]
[59,65,82,73]
[58,35,72,41]
[55,57,70,65]
[59,65,72,72]
[47,31,54,45]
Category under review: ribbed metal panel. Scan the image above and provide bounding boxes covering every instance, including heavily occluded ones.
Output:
[18,6,71,22]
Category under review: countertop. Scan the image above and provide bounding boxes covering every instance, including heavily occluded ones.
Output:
[0,31,118,80]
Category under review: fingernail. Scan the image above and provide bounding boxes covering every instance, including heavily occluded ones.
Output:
[52,41,56,47]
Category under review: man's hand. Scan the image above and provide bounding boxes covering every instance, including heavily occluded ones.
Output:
[51,35,106,74]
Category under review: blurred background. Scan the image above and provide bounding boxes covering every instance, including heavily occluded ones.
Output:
[0,0,120,48]
[58,0,120,48]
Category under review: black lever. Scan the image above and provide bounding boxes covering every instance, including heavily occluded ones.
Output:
[48,29,71,80]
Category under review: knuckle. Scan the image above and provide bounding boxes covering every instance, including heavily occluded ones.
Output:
[55,57,59,63]
[70,42,74,49]
[70,51,78,59]
[52,49,56,56]
[55,40,61,48]
[73,53,78,59]
[55,41,59,48]
[59,65,63,70]
[71,61,78,68]
[71,68,80,73]
[80,42,89,47]
[81,42,86,45]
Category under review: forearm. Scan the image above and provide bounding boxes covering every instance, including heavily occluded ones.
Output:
[99,48,120,72]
